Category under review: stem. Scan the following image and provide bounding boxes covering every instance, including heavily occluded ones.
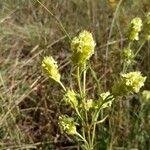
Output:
[83,64,88,124]
[83,64,88,122]
[134,41,145,57]
[91,110,98,147]
[75,107,83,121]
[122,62,127,73]
[77,66,86,144]
[77,66,82,96]
[91,106,103,147]
[83,64,86,98]
[58,81,66,92]
[76,132,89,149]
[91,122,96,147]
[83,64,93,149]
[88,129,92,149]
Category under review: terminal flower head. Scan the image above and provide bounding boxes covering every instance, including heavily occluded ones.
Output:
[121,71,146,93]
[71,30,96,65]
[42,56,60,82]
[59,115,77,135]
[112,72,146,96]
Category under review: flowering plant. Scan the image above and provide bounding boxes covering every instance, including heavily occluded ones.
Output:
[42,27,147,149]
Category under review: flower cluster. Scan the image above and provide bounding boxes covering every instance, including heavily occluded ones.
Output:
[142,90,150,102]
[64,90,78,109]
[128,17,142,41]
[122,48,134,65]
[84,99,95,111]
[112,71,146,96]
[121,72,146,93]
[59,115,77,135]
[71,30,96,65]
[42,56,60,82]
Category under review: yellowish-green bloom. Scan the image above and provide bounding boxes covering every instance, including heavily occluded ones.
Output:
[64,90,78,108]
[42,56,60,82]
[84,99,95,111]
[121,71,146,93]
[112,72,146,96]
[122,48,134,65]
[142,90,150,102]
[71,30,96,65]
[59,115,77,135]
[128,17,142,41]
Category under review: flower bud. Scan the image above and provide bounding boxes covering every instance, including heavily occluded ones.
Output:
[84,99,95,111]
[128,17,142,41]
[142,90,150,102]
[59,115,77,135]
[64,90,78,109]
[71,30,96,65]
[42,56,60,82]
[122,48,134,65]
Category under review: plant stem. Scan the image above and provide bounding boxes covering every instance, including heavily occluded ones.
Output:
[134,41,145,57]
[83,64,86,98]
[77,66,82,96]
[91,122,96,147]
[83,64,93,149]
[76,132,89,149]
[58,81,66,92]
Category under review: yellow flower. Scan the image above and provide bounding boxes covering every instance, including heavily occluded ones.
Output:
[142,90,150,102]
[59,115,77,135]
[64,90,78,109]
[42,56,60,82]
[121,71,146,93]
[128,17,142,41]
[71,30,96,65]
[112,72,146,96]
[122,48,134,65]
[84,99,95,111]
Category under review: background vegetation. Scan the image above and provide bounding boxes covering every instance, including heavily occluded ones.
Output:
[0,0,150,149]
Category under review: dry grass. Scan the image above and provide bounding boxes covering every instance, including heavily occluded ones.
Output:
[0,0,150,149]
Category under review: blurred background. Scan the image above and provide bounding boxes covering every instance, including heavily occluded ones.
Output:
[0,0,150,149]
